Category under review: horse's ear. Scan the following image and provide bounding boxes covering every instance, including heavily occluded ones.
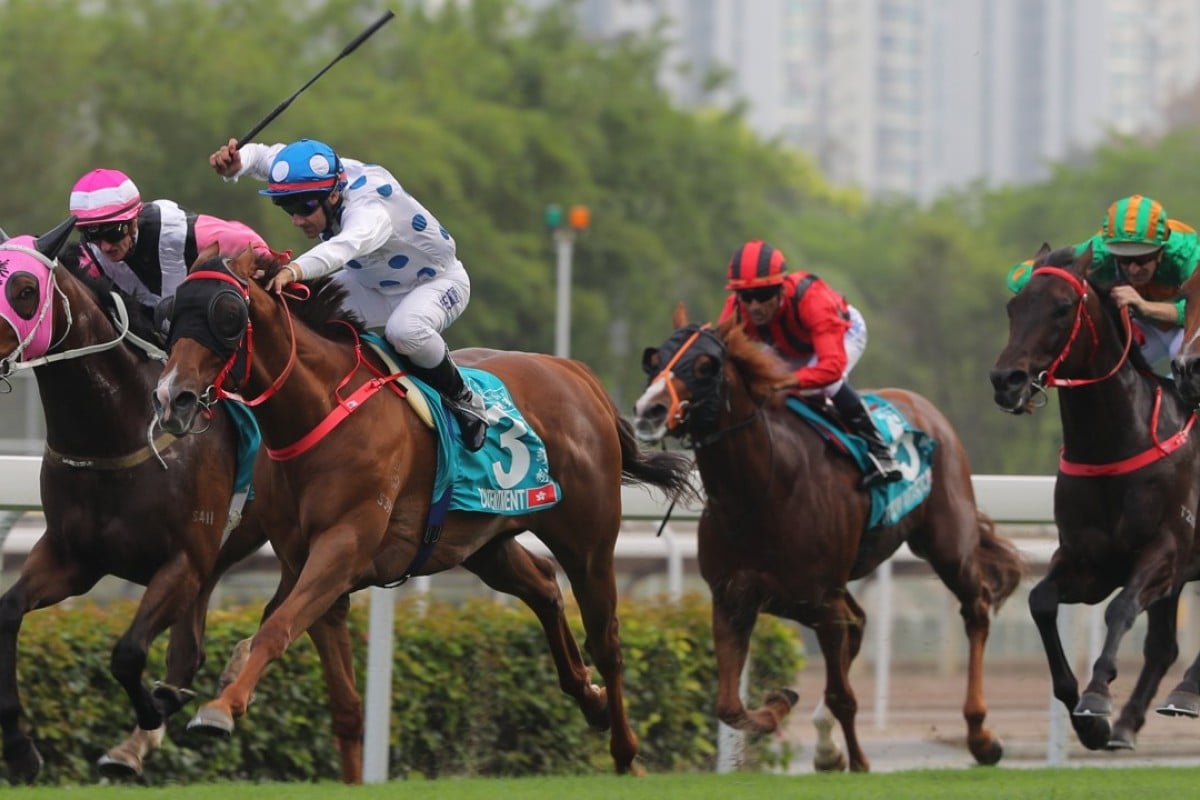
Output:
[1076,242,1095,276]
[34,216,77,260]
[1037,242,1051,258]
[227,246,261,281]
[0,225,9,244]
[672,302,689,329]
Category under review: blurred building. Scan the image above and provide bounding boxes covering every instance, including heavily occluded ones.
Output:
[551,0,1200,201]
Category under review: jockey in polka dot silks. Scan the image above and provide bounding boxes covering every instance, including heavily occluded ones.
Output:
[208,137,489,451]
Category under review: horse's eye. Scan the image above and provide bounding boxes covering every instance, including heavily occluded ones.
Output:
[694,355,717,378]
[1051,299,1074,320]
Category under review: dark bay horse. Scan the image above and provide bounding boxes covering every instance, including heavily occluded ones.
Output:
[151,248,696,777]
[632,305,1023,772]
[0,221,270,781]
[990,243,1200,749]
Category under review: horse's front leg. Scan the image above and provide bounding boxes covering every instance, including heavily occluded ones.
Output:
[1027,573,1110,750]
[1108,593,1179,749]
[99,553,202,779]
[0,545,89,783]
[710,589,797,738]
[1077,548,1175,719]
[189,526,362,739]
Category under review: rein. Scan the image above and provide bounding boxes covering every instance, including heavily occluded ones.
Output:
[1030,266,1197,476]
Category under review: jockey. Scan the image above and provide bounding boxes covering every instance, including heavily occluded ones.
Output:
[1006,195,1200,376]
[68,168,274,319]
[718,240,902,488]
[208,137,488,452]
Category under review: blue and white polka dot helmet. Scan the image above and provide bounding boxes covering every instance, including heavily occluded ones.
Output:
[260,139,346,197]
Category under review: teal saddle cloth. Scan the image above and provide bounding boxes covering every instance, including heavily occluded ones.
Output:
[784,393,936,529]
[362,332,562,514]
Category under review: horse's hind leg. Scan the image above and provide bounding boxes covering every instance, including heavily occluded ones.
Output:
[811,589,869,772]
[925,558,1003,765]
[0,545,93,783]
[544,530,643,775]
[1109,594,1179,749]
[463,539,609,730]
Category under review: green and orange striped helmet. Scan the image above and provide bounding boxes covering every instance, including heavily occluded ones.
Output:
[726,240,787,290]
[1102,195,1171,257]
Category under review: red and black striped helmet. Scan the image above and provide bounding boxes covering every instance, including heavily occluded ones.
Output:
[726,240,787,290]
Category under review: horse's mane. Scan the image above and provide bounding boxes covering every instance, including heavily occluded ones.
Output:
[58,242,163,347]
[716,318,795,408]
[242,253,367,343]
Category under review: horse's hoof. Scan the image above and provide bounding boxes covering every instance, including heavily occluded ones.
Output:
[3,739,43,784]
[970,737,1003,766]
[1157,691,1200,718]
[773,688,799,709]
[187,705,235,738]
[1073,693,1112,718]
[96,753,141,780]
[1106,735,1136,751]
[1071,715,1112,751]
[152,681,198,716]
[813,750,847,772]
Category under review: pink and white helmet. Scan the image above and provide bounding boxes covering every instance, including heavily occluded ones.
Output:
[68,168,143,225]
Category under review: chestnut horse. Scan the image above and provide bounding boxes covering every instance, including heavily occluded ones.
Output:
[151,248,696,777]
[0,221,269,781]
[632,305,1023,772]
[991,243,1200,749]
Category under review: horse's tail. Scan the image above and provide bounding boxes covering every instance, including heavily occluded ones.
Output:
[974,509,1026,612]
[616,417,700,504]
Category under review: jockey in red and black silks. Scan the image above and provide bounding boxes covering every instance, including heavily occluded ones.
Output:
[717,239,901,489]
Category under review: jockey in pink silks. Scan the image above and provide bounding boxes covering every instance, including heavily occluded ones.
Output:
[68,168,278,314]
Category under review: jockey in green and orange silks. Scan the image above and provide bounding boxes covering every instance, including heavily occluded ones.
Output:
[1006,195,1200,376]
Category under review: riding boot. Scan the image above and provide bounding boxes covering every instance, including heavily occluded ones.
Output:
[409,350,489,452]
[831,383,902,489]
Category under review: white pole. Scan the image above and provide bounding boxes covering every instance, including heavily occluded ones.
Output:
[873,560,893,730]
[663,526,682,602]
[362,585,396,783]
[553,230,574,358]
[362,576,431,783]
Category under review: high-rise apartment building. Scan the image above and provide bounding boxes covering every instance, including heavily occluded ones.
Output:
[555,0,1200,200]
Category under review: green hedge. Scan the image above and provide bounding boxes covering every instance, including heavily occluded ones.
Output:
[11,593,802,785]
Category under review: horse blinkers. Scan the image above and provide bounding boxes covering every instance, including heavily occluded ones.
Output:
[167,275,249,358]
[644,325,726,434]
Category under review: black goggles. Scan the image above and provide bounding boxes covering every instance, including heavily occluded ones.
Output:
[80,221,132,244]
[272,194,326,217]
[736,285,781,304]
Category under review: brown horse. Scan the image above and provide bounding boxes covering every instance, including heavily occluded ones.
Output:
[990,243,1200,749]
[151,248,696,777]
[631,305,1023,772]
[0,221,269,781]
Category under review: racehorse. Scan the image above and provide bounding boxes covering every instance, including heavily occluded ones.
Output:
[632,304,1023,772]
[151,247,697,777]
[990,243,1200,749]
[0,220,270,781]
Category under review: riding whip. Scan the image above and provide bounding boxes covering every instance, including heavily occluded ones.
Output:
[236,10,396,148]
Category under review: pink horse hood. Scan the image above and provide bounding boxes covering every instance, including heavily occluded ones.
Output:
[0,235,58,361]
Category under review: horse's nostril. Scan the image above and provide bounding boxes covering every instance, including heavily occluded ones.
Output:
[174,392,197,412]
